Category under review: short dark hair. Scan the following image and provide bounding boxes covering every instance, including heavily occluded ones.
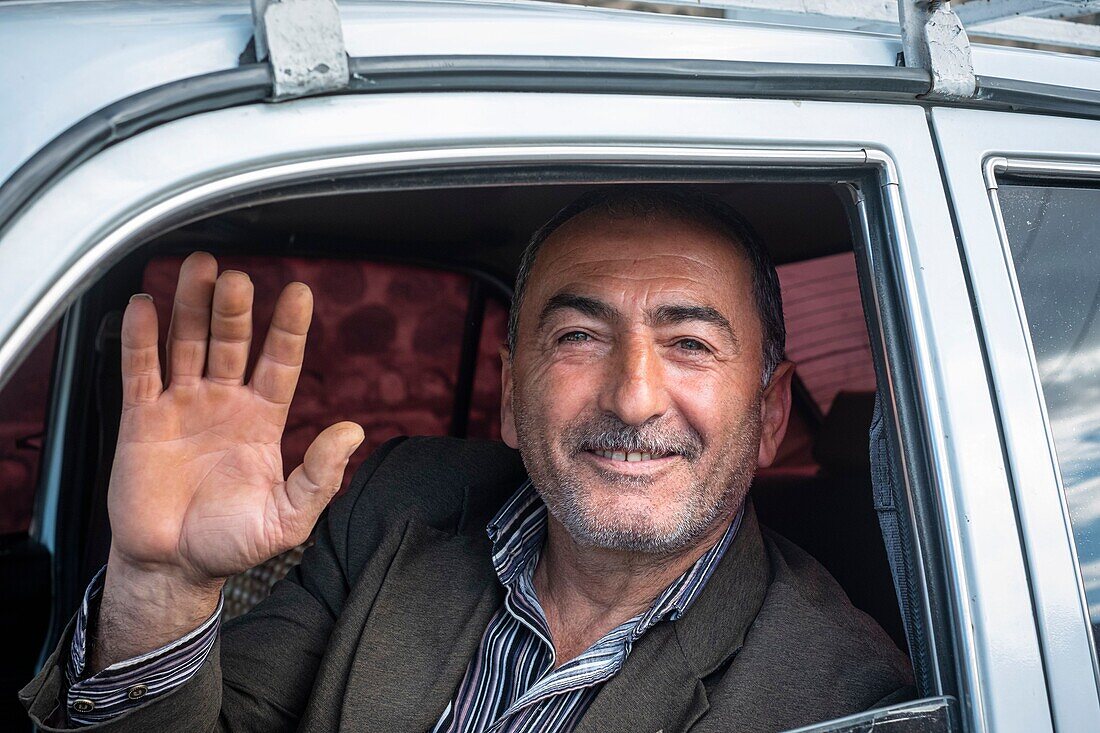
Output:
[507,185,786,382]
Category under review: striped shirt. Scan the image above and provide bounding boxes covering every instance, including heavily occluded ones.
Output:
[66,566,222,725]
[431,480,741,733]
[65,481,739,730]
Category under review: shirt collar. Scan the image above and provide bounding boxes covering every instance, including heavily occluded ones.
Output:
[486,479,743,625]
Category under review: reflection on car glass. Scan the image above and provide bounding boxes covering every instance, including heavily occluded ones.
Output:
[999,183,1100,630]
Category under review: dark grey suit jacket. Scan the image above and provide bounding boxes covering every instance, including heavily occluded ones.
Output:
[22,436,914,732]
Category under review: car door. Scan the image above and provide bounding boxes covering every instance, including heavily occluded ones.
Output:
[932,109,1100,732]
[0,82,1048,732]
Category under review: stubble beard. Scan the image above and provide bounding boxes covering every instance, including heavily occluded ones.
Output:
[512,389,762,556]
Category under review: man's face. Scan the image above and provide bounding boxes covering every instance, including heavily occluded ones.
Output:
[501,208,793,555]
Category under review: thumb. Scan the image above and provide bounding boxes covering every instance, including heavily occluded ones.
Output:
[284,421,365,526]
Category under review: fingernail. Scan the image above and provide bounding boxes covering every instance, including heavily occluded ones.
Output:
[223,270,250,279]
[129,293,153,303]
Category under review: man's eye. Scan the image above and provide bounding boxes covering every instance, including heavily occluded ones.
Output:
[677,338,709,352]
[559,331,591,343]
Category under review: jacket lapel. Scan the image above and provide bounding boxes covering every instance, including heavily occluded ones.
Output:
[575,623,709,733]
[673,502,771,679]
[340,516,504,732]
[577,502,772,733]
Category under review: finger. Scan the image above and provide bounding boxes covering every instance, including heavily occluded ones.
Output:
[166,252,218,386]
[250,282,313,408]
[120,294,162,406]
[206,270,254,385]
[282,422,365,532]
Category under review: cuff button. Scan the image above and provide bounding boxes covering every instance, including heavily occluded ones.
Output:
[127,684,149,700]
[72,698,95,713]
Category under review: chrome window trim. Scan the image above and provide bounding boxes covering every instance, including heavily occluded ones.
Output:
[851,178,944,695]
[982,155,1100,696]
[0,144,883,383]
[30,297,82,669]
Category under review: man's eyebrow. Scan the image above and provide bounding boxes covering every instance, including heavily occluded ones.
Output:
[649,304,738,344]
[537,293,621,330]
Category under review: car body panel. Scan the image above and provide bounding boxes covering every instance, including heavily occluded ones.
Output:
[3,0,1100,187]
[932,107,1100,733]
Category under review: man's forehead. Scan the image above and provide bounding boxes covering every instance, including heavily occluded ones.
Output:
[527,208,753,302]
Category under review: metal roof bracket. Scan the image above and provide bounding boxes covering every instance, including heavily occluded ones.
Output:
[251,0,350,101]
[898,0,977,100]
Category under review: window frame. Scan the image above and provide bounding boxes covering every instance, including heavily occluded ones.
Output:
[0,92,1023,731]
[932,107,1100,732]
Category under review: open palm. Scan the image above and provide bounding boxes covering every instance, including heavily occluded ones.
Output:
[109,252,364,588]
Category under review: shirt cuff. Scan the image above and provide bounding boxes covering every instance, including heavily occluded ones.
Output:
[66,566,223,726]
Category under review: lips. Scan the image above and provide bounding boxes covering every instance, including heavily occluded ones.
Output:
[591,449,662,462]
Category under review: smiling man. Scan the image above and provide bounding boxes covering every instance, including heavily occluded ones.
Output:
[23,187,913,733]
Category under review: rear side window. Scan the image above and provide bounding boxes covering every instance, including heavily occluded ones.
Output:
[778,251,876,414]
[998,183,1100,647]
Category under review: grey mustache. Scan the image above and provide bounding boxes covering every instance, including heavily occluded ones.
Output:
[565,416,702,460]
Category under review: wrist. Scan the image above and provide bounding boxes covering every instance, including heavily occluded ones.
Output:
[90,550,224,672]
[104,548,224,615]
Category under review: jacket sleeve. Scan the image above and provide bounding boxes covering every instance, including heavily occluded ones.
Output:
[19,436,408,733]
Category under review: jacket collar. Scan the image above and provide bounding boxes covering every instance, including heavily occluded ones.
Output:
[340,512,504,733]
[672,499,771,679]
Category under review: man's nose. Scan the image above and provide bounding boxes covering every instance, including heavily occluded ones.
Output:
[599,336,670,426]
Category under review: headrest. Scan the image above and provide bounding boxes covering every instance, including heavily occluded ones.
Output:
[812,390,876,474]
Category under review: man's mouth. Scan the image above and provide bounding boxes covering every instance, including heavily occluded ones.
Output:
[589,449,668,462]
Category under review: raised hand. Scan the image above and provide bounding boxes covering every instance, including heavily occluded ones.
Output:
[95,252,363,670]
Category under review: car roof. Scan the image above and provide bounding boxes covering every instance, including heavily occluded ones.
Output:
[2,0,1099,186]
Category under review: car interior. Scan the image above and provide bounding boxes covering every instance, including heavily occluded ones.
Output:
[0,180,912,727]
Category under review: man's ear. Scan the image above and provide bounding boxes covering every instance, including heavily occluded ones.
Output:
[500,346,519,449]
[757,360,795,468]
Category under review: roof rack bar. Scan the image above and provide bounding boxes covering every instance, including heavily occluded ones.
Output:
[898,0,976,99]
[969,13,1100,48]
[575,0,1100,53]
[957,0,1100,25]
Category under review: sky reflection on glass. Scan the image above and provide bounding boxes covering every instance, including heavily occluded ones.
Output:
[1000,183,1100,620]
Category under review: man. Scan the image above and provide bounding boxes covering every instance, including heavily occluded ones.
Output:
[22,187,913,732]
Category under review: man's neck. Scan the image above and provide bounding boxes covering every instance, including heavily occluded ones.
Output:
[531,512,735,667]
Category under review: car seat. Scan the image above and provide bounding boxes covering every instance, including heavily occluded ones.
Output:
[751,390,907,651]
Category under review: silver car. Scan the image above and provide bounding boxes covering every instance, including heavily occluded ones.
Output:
[1,1,1098,731]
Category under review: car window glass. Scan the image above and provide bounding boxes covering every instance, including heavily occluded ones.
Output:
[778,251,876,414]
[766,252,877,472]
[997,182,1100,649]
[0,328,58,535]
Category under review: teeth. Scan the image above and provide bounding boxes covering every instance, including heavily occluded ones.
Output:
[595,450,660,462]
